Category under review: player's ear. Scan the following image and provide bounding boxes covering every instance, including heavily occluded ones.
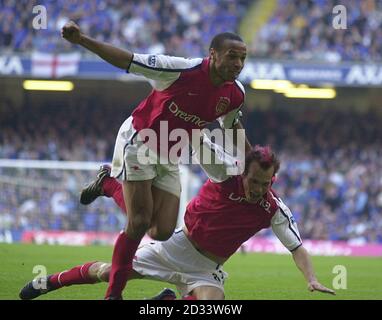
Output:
[209,48,216,61]
[271,175,277,186]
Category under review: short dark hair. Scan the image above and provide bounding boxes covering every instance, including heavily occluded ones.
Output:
[209,32,244,51]
[244,145,280,176]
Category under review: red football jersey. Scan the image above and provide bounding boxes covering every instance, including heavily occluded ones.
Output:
[184,175,282,258]
[127,54,245,158]
[185,136,302,259]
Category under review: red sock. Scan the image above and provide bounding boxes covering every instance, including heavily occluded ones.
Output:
[49,261,98,289]
[105,232,141,299]
[103,177,127,213]
[182,295,197,300]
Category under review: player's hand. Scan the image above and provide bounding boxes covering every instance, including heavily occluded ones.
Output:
[308,280,336,295]
[61,21,82,44]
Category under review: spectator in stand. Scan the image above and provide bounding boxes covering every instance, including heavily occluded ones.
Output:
[251,0,382,62]
[0,0,249,57]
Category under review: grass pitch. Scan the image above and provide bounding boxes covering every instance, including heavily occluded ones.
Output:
[1,243,381,300]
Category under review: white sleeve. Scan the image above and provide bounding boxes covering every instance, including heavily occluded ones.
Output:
[218,80,245,129]
[191,133,243,182]
[128,54,203,91]
[217,107,243,129]
[271,198,302,252]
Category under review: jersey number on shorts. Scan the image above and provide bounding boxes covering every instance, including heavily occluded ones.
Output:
[212,270,225,284]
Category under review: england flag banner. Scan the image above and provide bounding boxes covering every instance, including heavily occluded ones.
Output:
[31,52,81,78]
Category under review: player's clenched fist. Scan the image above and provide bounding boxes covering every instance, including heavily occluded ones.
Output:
[61,21,81,44]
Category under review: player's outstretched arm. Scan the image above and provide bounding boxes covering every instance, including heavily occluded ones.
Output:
[61,21,133,70]
[292,246,336,295]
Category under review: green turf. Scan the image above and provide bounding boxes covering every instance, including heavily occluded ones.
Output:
[1,243,381,300]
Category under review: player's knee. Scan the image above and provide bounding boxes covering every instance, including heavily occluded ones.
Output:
[148,227,172,241]
[191,288,225,300]
[129,214,151,235]
[151,233,172,241]
[208,292,225,300]
[97,263,111,282]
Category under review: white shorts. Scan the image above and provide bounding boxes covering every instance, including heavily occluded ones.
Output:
[132,228,228,297]
[111,116,181,197]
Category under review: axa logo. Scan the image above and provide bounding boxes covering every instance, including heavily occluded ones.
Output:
[0,56,23,75]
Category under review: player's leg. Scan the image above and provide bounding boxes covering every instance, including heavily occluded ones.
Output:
[94,176,180,240]
[89,262,143,282]
[147,185,180,241]
[190,285,225,300]
[82,173,180,241]
[105,116,158,300]
[105,179,154,299]
[168,229,227,300]
[19,261,100,300]
[147,166,181,241]
[18,261,144,300]
[103,176,126,212]
[82,175,180,241]
[122,180,154,238]
[79,165,127,213]
[79,161,180,243]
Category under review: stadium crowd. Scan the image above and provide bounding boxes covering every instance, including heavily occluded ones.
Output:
[1,101,381,244]
[1,0,381,245]
[2,0,382,62]
[0,170,126,238]
[251,0,382,62]
[0,0,249,58]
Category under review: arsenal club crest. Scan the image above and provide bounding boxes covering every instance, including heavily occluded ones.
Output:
[216,97,230,115]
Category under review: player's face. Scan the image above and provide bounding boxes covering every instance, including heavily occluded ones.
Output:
[210,40,247,82]
[242,161,274,203]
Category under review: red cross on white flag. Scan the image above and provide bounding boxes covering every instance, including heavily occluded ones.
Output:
[31,52,81,78]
